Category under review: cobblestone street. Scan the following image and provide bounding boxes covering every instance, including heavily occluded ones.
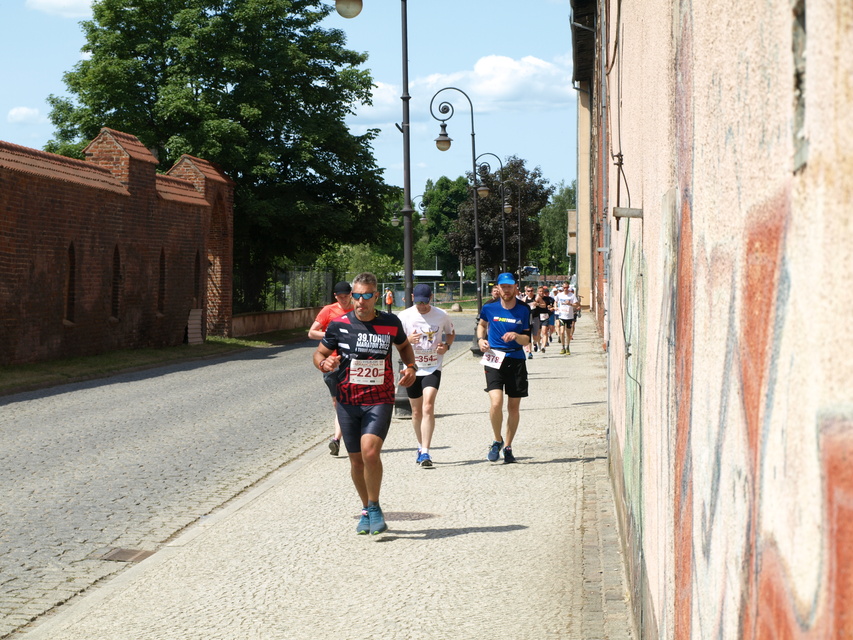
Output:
[1,343,330,638]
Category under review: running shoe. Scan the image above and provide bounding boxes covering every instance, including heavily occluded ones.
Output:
[328,437,340,456]
[503,447,517,464]
[415,448,421,463]
[528,352,533,360]
[541,346,546,354]
[566,348,571,355]
[533,344,539,352]
[417,452,434,468]
[356,508,370,534]
[560,348,566,355]
[488,440,504,462]
[368,503,387,535]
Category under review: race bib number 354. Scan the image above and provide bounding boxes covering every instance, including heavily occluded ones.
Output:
[415,350,439,368]
[349,358,385,385]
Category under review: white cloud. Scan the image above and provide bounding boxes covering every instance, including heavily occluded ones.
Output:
[352,81,399,123]
[351,54,575,128]
[25,0,92,18]
[7,107,43,124]
[420,55,575,115]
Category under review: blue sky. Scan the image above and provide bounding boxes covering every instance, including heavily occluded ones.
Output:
[1,0,578,196]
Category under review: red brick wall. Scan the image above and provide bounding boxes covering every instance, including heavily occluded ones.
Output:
[0,128,233,365]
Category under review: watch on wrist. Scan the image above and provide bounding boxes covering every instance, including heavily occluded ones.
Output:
[406,363,418,371]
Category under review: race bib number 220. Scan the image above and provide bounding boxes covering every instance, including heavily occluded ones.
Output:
[349,358,385,385]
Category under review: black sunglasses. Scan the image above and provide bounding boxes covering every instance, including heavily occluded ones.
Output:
[351,292,376,300]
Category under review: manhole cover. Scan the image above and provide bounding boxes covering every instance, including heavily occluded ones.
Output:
[100,548,155,563]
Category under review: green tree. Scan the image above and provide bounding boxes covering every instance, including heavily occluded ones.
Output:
[313,188,404,282]
[410,176,468,277]
[46,0,391,311]
[528,180,577,277]
[447,156,553,279]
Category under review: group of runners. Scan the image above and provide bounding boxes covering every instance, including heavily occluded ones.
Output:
[309,271,578,536]
[519,281,581,357]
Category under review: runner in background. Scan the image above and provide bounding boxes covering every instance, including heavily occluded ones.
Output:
[522,285,539,360]
[397,284,455,468]
[307,281,353,456]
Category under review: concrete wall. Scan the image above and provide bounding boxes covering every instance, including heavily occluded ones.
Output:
[579,0,853,637]
[232,308,322,338]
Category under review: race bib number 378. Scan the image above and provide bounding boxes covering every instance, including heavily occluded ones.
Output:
[480,349,506,370]
[349,358,385,385]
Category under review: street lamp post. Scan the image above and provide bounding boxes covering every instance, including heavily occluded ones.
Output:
[430,87,488,310]
[336,0,414,308]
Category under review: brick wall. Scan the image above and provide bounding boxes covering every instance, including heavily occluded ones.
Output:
[0,128,233,365]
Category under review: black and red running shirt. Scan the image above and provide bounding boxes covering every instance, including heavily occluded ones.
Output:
[321,310,407,405]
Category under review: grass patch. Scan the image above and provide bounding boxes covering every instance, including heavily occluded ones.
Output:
[0,327,310,396]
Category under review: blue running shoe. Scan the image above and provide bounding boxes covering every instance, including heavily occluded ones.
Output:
[417,452,434,468]
[503,447,517,464]
[487,440,504,462]
[415,448,421,463]
[368,503,387,535]
[356,508,370,535]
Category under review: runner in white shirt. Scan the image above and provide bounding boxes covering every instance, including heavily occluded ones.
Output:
[397,284,456,468]
[554,282,580,354]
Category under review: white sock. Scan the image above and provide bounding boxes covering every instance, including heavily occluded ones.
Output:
[421,447,429,454]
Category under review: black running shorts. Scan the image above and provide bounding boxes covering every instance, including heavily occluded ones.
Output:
[405,370,442,399]
[483,357,528,398]
[335,403,394,453]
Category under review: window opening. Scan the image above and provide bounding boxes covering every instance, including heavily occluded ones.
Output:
[111,246,122,319]
[65,243,76,323]
[158,248,166,314]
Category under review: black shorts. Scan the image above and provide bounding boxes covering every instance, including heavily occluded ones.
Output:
[483,357,528,398]
[559,318,575,329]
[335,403,394,453]
[405,370,442,399]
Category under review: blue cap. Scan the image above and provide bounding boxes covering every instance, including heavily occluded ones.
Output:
[413,283,432,303]
[496,272,516,285]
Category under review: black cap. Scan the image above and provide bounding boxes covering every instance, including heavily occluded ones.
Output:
[333,281,352,295]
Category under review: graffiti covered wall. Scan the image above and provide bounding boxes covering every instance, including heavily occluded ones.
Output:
[580,0,853,637]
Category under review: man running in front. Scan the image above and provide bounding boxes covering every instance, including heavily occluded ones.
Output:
[397,283,456,468]
[313,272,417,535]
[476,272,531,464]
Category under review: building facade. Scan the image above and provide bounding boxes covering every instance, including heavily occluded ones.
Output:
[0,128,233,365]
[572,0,852,637]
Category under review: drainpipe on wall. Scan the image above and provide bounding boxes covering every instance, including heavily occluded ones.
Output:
[599,0,611,448]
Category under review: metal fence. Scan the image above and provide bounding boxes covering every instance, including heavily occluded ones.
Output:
[266,267,335,310]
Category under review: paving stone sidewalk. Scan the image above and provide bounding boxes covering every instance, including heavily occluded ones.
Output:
[20,316,635,640]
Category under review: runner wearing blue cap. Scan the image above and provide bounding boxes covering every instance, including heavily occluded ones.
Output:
[475,272,531,463]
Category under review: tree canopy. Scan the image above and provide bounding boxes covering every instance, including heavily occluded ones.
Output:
[528,180,577,276]
[47,0,392,311]
[445,156,553,279]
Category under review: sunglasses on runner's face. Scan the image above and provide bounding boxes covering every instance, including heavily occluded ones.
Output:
[351,292,376,300]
